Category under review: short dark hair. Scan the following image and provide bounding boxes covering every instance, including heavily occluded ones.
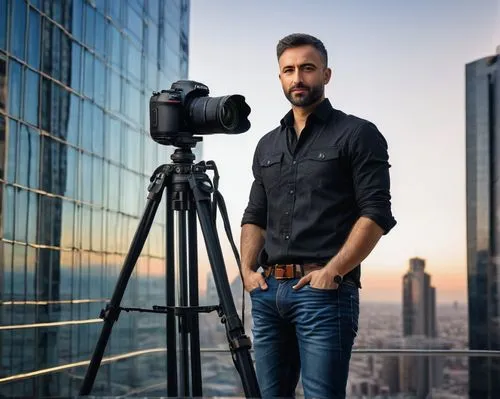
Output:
[276,33,328,66]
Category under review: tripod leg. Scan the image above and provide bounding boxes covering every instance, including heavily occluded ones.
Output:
[79,196,162,395]
[188,207,202,396]
[165,188,177,397]
[177,210,190,397]
[188,175,261,398]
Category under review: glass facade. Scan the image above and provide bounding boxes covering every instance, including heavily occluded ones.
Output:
[465,52,500,398]
[0,0,192,396]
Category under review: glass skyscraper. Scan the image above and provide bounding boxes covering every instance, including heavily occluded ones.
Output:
[466,47,500,398]
[0,0,192,396]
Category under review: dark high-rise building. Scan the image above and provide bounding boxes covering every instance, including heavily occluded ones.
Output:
[0,0,190,396]
[466,46,500,398]
[398,257,440,398]
[402,257,437,338]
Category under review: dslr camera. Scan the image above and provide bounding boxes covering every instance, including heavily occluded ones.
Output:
[150,80,251,146]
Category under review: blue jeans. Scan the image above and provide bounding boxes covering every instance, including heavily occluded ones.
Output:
[250,275,359,398]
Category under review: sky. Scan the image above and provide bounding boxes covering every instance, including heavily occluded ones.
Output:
[186,0,500,303]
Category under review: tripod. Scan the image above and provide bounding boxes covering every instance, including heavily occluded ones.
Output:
[79,138,260,398]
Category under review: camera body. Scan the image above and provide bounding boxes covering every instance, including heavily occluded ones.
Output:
[150,80,251,146]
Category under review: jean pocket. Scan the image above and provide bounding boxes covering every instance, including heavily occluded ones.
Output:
[249,286,261,295]
[305,284,338,294]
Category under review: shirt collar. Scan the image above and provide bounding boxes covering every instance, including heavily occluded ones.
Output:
[280,98,334,128]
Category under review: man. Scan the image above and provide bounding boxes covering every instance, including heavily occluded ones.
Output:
[240,33,397,398]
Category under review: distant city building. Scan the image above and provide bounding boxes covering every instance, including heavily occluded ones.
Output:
[403,257,437,337]
[466,46,500,398]
[0,0,190,396]
[377,258,442,397]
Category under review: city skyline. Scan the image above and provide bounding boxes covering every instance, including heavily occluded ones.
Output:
[188,0,500,303]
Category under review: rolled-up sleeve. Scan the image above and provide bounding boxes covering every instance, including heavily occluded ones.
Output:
[241,146,267,229]
[348,123,397,234]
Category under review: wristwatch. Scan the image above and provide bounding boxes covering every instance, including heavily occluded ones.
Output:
[333,274,343,285]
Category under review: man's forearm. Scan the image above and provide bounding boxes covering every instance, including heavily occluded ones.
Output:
[325,216,384,276]
[241,224,265,272]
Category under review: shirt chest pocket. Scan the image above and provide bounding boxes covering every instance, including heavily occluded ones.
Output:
[259,152,283,190]
[300,147,343,186]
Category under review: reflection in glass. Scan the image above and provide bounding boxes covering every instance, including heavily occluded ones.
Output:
[14,188,28,243]
[67,93,80,146]
[24,69,40,126]
[7,118,17,183]
[1,0,191,395]
[27,8,41,69]
[8,60,22,119]
[0,0,7,50]
[27,191,38,243]
[10,0,27,60]
[71,42,82,93]
[17,124,40,188]
[3,185,15,240]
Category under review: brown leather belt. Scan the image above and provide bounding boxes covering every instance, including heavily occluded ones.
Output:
[263,263,324,279]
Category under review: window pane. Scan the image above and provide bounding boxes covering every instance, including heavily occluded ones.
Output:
[125,126,141,171]
[24,69,40,126]
[61,200,75,248]
[17,125,40,188]
[126,84,141,125]
[108,68,121,113]
[10,0,27,60]
[72,0,83,40]
[108,164,120,212]
[107,117,121,163]
[126,7,143,44]
[15,188,29,242]
[65,146,78,198]
[0,115,5,180]
[93,107,104,156]
[81,206,91,250]
[7,119,17,183]
[8,60,22,119]
[91,209,103,251]
[40,77,50,131]
[0,0,7,50]
[147,22,158,61]
[109,24,122,69]
[67,93,80,146]
[3,185,15,239]
[92,157,103,205]
[27,191,38,243]
[81,100,93,152]
[108,0,121,23]
[95,11,106,58]
[127,43,142,81]
[83,50,94,100]
[27,9,41,69]
[94,58,105,107]
[84,3,95,48]
[71,42,82,92]
[81,153,92,203]
[26,247,37,299]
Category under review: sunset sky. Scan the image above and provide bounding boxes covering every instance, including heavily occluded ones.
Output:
[186,0,500,303]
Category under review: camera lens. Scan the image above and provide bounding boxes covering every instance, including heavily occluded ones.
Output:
[187,94,250,134]
[220,99,239,130]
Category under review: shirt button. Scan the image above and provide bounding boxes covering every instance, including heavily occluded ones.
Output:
[266,160,271,165]
[285,211,289,215]
[292,160,297,165]
[289,189,294,194]
[284,235,290,240]
[318,152,326,159]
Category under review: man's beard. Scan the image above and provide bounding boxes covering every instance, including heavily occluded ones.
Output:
[285,83,324,107]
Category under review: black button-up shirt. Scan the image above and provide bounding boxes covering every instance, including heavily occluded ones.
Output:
[241,98,396,286]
